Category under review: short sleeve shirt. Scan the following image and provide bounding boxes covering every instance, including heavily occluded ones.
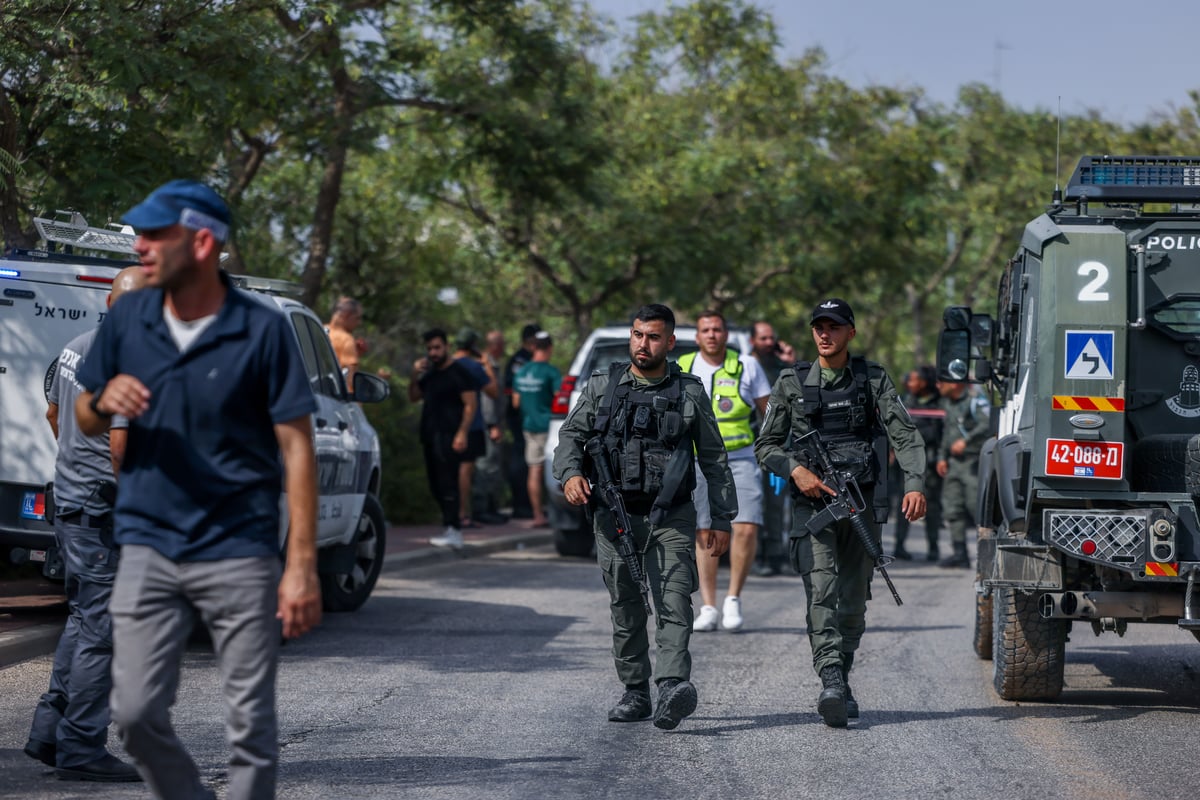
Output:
[49,328,128,515]
[685,352,771,459]
[418,361,476,441]
[513,361,561,434]
[76,276,317,562]
[456,357,490,432]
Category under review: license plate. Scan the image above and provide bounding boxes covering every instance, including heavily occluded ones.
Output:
[1045,439,1124,479]
[19,491,46,520]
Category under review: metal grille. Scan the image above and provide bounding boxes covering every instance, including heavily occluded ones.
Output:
[33,215,136,255]
[1045,511,1146,563]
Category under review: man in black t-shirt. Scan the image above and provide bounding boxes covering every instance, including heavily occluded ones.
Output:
[409,328,478,548]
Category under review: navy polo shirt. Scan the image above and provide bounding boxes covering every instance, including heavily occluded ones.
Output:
[77,274,317,562]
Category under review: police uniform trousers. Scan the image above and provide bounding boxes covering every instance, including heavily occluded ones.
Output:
[109,545,280,800]
[594,503,698,686]
[28,513,119,768]
[942,457,979,546]
[789,494,878,674]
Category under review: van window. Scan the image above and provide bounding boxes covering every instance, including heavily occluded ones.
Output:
[291,312,347,399]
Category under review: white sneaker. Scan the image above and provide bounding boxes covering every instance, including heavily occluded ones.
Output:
[693,605,719,632]
[721,596,743,631]
[430,526,464,549]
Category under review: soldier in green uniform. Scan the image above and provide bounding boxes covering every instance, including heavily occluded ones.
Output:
[936,381,991,568]
[553,304,736,731]
[755,299,927,728]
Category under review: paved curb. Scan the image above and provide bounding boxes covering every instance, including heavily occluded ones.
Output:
[384,530,553,570]
[0,531,554,669]
[0,621,65,670]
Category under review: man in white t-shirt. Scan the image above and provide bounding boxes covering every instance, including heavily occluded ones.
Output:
[679,311,771,631]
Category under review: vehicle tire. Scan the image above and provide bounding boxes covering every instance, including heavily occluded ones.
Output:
[320,495,387,613]
[992,585,1066,701]
[974,582,994,661]
[974,527,993,660]
[1187,435,1200,495]
[1132,434,1191,493]
[554,527,594,558]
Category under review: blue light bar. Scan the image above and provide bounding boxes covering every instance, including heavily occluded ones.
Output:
[0,268,20,279]
[1066,156,1200,202]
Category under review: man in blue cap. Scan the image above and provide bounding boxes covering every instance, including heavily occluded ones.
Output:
[75,179,322,800]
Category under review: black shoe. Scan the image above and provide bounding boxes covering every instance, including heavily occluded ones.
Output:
[925,549,940,562]
[752,561,780,577]
[23,738,55,767]
[476,511,509,525]
[607,688,652,722]
[892,547,912,561]
[652,679,698,730]
[817,665,848,728]
[54,753,142,783]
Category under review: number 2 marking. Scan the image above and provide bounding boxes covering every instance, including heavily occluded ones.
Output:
[1078,261,1110,302]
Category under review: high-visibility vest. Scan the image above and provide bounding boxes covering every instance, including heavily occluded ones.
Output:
[678,349,754,451]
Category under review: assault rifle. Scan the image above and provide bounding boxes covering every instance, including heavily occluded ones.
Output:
[585,437,654,617]
[795,430,903,606]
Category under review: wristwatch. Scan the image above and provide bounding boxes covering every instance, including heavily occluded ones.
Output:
[89,385,113,418]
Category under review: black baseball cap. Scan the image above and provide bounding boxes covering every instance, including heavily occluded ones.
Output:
[810,298,855,327]
[520,323,542,341]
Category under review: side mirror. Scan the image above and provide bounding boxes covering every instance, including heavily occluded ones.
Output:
[937,330,972,381]
[351,371,390,403]
[937,307,994,383]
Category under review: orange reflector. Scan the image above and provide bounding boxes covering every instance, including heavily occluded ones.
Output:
[1144,562,1179,577]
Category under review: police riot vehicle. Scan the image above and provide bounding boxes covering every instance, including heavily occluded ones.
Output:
[0,212,390,611]
[939,155,1200,701]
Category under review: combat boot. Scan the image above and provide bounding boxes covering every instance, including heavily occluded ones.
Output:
[842,653,859,719]
[938,541,970,569]
[817,665,848,728]
[652,679,698,730]
[607,685,652,722]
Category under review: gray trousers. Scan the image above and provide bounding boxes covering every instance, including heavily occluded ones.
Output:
[109,545,280,800]
[28,516,119,767]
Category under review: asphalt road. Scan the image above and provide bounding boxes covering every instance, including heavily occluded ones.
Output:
[2,537,1199,799]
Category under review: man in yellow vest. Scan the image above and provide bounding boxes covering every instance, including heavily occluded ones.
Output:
[680,311,772,631]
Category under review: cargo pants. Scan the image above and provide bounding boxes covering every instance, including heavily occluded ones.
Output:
[941,457,979,547]
[28,514,119,767]
[594,503,698,686]
[789,494,877,674]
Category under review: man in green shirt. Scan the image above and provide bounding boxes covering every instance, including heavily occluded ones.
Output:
[513,332,561,528]
[755,298,927,728]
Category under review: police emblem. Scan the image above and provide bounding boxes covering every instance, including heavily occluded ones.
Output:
[718,396,735,413]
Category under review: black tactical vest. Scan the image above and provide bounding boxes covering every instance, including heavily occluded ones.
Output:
[795,357,885,487]
[591,362,695,515]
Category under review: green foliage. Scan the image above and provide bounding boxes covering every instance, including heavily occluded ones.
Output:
[4,0,1197,516]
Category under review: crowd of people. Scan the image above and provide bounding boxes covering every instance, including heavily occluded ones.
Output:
[21,178,989,800]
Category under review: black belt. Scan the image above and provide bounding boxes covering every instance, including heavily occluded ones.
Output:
[57,509,112,529]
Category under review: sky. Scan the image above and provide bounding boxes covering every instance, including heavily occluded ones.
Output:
[590,0,1200,125]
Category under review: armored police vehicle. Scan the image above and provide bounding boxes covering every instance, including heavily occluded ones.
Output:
[0,212,390,612]
[939,155,1200,701]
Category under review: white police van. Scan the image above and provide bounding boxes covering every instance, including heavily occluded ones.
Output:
[0,212,389,611]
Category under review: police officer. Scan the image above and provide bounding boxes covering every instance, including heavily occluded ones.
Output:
[25,267,145,782]
[892,366,944,561]
[553,304,736,731]
[755,299,927,728]
[936,380,990,568]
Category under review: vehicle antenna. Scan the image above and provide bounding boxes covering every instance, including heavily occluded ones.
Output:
[1052,96,1063,207]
